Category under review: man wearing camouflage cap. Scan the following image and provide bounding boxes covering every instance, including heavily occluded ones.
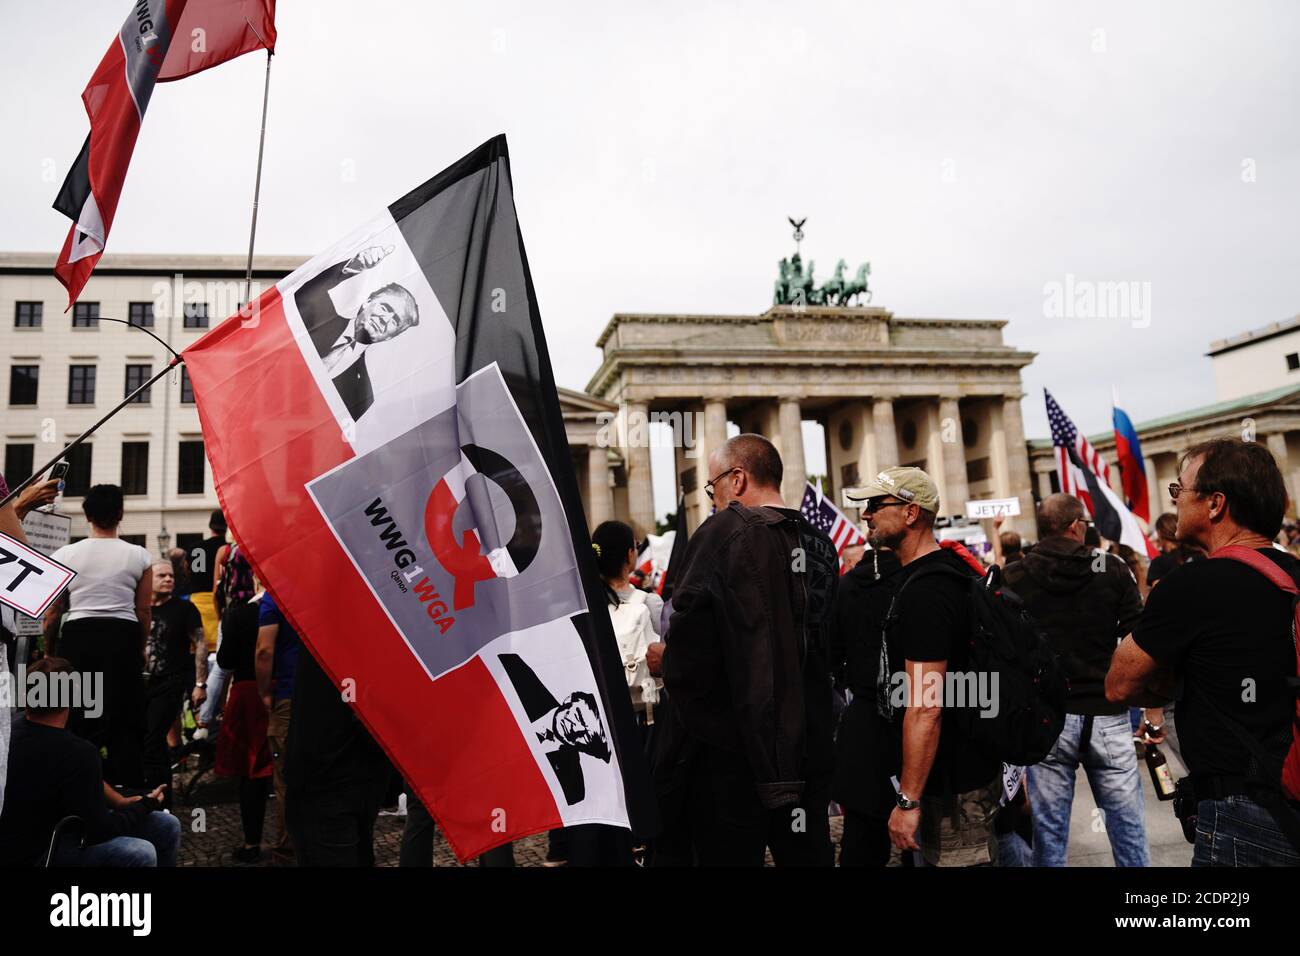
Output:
[847,467,1002,866]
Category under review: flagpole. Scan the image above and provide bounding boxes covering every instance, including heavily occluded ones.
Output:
[0,358,182,510]
[241,51,273,308]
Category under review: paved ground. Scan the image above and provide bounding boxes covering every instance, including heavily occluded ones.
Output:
[172,735,1189,867]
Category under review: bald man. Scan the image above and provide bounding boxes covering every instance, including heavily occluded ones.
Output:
[1003,493,1150,867]
[141,561,206,804]
[650,433,839,866]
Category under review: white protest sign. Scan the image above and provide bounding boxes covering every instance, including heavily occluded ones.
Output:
[0,530,75,619]
[965,497,1022,520]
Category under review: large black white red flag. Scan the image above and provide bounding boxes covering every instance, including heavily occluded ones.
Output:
[183,137,655,859]
[54,0,276,306]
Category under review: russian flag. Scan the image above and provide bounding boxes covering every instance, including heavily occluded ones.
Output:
[1111,387,1149,524]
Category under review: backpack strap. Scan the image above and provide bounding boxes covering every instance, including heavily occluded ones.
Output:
[1211,545,1300,594]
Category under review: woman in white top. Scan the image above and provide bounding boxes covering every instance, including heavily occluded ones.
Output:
[47,484,153,787]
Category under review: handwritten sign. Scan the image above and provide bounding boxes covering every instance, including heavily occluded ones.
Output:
[965,497,1022,520]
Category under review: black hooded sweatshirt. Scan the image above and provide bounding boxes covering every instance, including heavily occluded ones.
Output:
[1002,536,1144,716]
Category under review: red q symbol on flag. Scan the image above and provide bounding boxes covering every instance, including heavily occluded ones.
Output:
[424,444,542,611]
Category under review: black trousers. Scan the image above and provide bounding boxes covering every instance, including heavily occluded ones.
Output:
[286,779,387,867]
[142,674,186,799]
[399,785,514,867]
[60,617,146,788]
[239,776,271,845]
[839,807,892,866]
[659,744,833,866]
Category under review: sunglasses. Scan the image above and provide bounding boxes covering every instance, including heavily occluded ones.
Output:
[861,496,909,515]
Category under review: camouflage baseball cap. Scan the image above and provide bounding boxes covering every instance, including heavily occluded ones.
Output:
[848,466,940,513]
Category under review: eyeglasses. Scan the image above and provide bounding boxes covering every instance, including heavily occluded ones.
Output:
[704,467,740,501]
[1168,482,1199,501]
[861,496,909,515]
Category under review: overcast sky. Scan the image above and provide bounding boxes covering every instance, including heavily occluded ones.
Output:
[4,1,1298,517]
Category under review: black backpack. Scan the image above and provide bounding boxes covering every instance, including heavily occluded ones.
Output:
[882,562,1067,767]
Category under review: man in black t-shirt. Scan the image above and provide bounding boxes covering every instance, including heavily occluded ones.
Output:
[851,466,1002,867]
[141,561,206,801]
[1107,438,1300,866]
[0,658,179,867]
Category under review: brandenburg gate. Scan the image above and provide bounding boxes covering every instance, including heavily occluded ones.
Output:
[581,303,1038,537]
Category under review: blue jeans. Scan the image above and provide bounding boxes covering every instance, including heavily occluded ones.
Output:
[199,655,230,727]
[53,811,181,867]
[1028,712,1149,867]
[1192,794,1300,867]
[997,830,1034,867]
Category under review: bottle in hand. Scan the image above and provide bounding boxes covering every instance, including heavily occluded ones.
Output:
[1146,742,1176,801]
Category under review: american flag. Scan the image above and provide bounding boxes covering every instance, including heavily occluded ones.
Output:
[799,482,866,573]
[1046,388,1110,517]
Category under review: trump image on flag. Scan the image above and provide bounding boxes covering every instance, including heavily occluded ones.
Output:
[182,136,656,860]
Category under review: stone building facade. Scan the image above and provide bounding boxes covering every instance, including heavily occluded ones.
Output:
[585,305,1037,536]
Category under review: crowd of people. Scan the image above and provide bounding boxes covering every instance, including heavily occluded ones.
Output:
[1,432,1298,868]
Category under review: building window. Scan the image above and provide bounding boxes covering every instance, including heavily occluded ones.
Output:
[4,443,34,489]
[178,440,205,494]
[9,365,38,406]
[15,302,42,328]
[183,303,209,329]
[125,364,152,403]
[1287,353,1300,371]
[121,441,149,496]
[62,443,93,497]
[68,365,96,405]
[72,302,99,328]
[120,534,147,547]
[966,457,991,483]
[128,302,156,328]
[180,367,195,404]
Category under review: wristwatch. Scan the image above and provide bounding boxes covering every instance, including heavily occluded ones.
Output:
[896,791,921,811]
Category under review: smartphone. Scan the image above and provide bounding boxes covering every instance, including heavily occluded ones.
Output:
[50,460,70,482]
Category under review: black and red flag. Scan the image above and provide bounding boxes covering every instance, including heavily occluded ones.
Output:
[183,137,657,859]
[54,0,276,306]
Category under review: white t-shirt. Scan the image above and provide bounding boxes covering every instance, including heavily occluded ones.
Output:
[50,538,153,623]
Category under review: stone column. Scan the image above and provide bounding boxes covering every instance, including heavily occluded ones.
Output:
[937,396,969,519]
[624,401,655,538]
[1035,467,1054,502]
[679,400,730,532]
[871,395,899,471]
[1001,394,1036,533]
[778,399,807,506]
[988,399,1011,498]
[704,400,728,458]
[586,444,614,529]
